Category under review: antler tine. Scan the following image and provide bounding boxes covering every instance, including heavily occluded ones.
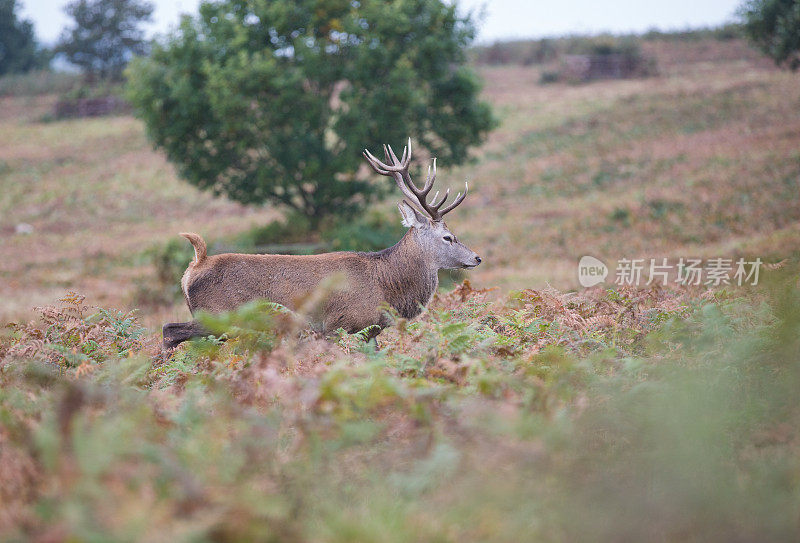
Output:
[401,138,410,167]
[429,187,450,209]
[420,157,436,195]
[437,181,468,217]
[382,143,392,164]
[362,149,391,174]
[384,143,400,169]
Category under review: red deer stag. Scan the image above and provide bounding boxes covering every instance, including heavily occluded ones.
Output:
[162,139,481,349]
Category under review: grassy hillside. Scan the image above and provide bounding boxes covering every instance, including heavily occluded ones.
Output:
[466,38,799,285]
[1,37,798,327]
[1,36,800,540]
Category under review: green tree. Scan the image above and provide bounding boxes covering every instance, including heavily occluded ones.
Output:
[740,0,800,70]
[0,0,47,75]
[57,0,154,80]
[126,0,494,224]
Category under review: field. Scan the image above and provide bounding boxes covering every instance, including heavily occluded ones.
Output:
[1,36,800,540]
[2,38,798,325]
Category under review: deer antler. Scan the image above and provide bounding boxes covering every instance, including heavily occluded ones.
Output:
[363,138,468,221]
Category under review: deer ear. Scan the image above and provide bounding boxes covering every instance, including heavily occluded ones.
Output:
[398,201,427,229]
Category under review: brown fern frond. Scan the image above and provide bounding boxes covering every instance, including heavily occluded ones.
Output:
[764,259,787,271]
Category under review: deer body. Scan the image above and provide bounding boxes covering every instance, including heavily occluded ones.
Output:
[163,139,481,349]
[179,228,441,334]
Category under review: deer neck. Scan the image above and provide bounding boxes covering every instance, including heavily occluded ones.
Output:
[376,229,439,319]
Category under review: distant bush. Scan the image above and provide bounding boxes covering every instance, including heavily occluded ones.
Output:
[566,35,642,56]
[610,206,631,225]
[53,80,131,119]
[535,37,657,84]
[236,213,315,248]
[539,70,561,84]
[0,71,132,118]
[642,23,744,42]
[474,34,657,83]
[323,209,406,252]
[472,26,745,67]
[236,209,407,254]
[53,96,131,119]
[526,38,559,65]
[472,38,559,65]
[712,23,744,40]
[61,80,125,100]
[472,42,513,65]
[0,70,80,97]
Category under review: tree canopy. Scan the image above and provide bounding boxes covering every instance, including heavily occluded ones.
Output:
[57,0,154,80]
[126,0,495,222]
[0,0,47,75]
[740,0,800,70]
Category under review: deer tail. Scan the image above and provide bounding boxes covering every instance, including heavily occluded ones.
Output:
[180,232,207,265]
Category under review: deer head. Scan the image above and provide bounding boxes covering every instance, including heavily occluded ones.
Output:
[363,139,482,270]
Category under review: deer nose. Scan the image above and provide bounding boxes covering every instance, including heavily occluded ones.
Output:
[475,256,482,264]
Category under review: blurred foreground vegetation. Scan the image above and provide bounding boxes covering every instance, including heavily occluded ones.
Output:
[2,263,800,540]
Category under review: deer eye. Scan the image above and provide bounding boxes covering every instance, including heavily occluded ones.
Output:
[443,235,453,243]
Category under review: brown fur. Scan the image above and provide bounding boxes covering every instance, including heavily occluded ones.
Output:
[178,230,439,336]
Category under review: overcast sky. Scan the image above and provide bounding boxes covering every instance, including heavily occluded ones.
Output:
[21,0,743,46]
